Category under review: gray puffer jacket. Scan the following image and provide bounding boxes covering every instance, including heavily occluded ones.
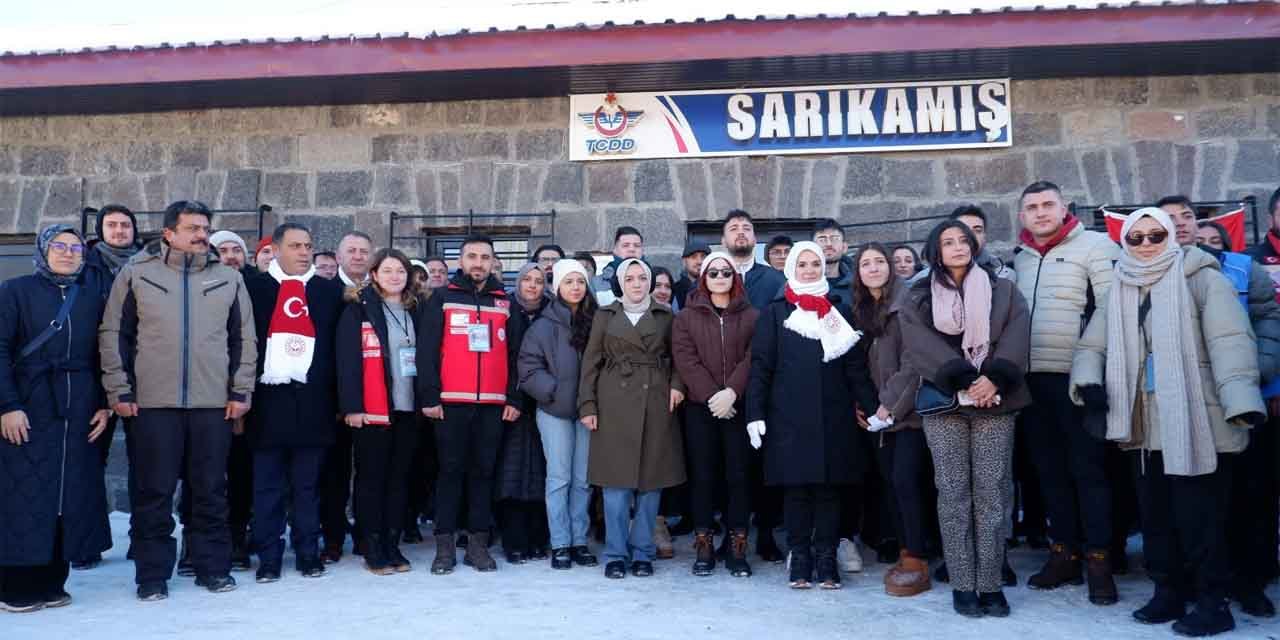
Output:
[517,298,584,420]
[1070,246,1264,454]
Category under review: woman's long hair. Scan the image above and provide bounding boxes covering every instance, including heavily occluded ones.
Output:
[850,243,897,337]
[557,280,598,353]
[921,219,989,290]
[360,248,419,308]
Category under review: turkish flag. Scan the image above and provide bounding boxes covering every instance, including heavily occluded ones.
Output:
[259,279,316,384]
[1104,207,1247,252]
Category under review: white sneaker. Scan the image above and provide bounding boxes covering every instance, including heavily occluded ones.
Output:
[837,538,863,573]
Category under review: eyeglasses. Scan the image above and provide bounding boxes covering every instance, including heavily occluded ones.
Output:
[1124,231,1169,247]
[704,268,734,279]
[48,241,85,255]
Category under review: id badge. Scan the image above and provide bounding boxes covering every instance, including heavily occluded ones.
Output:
[399,347,417,377]
[1143,353,1155,393]
[467,324,491,352]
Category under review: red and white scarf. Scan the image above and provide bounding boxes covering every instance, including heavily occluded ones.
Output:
[260,259,317,384]
[782,241,860,362]
[360,321,391,426]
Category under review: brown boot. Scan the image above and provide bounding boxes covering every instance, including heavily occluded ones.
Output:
[1028,543,1083,590]
[654,516,675,559]
[1086,549,1118,605]
[692,531,715,576]
[884,551,931,597]
[463,532,497,572]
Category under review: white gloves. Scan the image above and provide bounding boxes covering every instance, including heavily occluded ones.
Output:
[707,388,738,420]
[747,420,766,449]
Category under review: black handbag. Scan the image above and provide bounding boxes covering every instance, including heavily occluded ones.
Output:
[915,379,959,416]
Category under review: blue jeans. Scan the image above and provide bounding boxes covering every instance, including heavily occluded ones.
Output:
[536,409,592,549]
[602,487,662,564]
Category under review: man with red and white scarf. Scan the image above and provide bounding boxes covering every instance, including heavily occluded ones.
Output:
[244,223,345,582]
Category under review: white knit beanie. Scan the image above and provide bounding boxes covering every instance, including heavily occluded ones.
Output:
[210,230,247,255]
[552,258,590,294]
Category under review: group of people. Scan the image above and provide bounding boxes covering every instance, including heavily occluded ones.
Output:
[1,182,1278,638]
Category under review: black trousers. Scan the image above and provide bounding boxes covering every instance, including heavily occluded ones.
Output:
[1012,414,1047,537]
[433,404,504,535]
[251,446,325,563]
[405,415,439,526]
[353,412,419,536]
[685,404,751,532]
[1024,372,1112,550]
[499,499,549,554]
[1132,450,1234,598]
[784,484,843,554]
[130,408,232,584]
[1228,421,1280,588]
[178,432,252,537]
[320,420,353,545]
[751,452,783,533]
[0,517,69,601]
[872,429,931,556]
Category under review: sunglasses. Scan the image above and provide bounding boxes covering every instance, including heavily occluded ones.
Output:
[704,268,734,279]
[48,241,85,255]
[1124,231,1169,247]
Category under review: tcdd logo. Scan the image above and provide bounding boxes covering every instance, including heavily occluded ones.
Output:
[579,92,643,155]
[586,138,637,154]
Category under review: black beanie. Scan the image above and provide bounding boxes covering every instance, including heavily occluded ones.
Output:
[95,204,138,243]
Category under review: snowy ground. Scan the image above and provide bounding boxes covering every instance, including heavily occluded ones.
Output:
[6,512,1279,640]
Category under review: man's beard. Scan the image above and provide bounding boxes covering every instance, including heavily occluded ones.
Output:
[469,270,488,283]
[728,241,753,258]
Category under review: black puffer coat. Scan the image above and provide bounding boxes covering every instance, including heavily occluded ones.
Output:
[496,295,547,502]
[0,274,112,566]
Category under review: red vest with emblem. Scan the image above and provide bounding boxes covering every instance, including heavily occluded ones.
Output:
[438,283,511,404]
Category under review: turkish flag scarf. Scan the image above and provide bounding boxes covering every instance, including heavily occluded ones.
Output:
[260,259,317,384]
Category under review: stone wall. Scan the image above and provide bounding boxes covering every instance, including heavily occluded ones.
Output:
[3,73,1279,511]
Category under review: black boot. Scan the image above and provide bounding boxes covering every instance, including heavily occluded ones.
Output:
[176,533,195,577]
[363,533,393,575]
[551,547,572,570]
[815,546,842,590]
[952,590,983,618]
[1085,549,1118,606]
[1172,595,1235,637]
[1231,581,1277,618]
[1134,582,1186,624]
[463,531,497,572]
[789,546,813,589]
[726,529,753,578]
[230,530,251,572]
[978,591,1010,617]
[1027,543,1083,590]
[756,526,783,563]
[570,545,598,567]
[385,530,411,572]
[692,531,716,576]
[431,533,457,575]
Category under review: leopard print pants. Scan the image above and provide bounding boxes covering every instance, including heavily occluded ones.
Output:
[923,413,1016,593]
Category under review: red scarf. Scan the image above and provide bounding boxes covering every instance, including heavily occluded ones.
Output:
[784,284,832,316]
[1019,214,1080,255]
[260,277,316,384]
[359,321,391,426]
[1266,230,1280,258]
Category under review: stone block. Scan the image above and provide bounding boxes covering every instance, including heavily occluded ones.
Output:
[464,132,510,159]
[43,177,82,219]
[842,155,883,200]
[1063,111,1124,146]
[839,201,909,246]
[542,163,584,205]
[282,214,354,253]
[196,172,225,206]
[371,134,420,163]
[0,146,12,175]
[299,133,369,167]
[1126,111,1190,141]
[675,162,711,221]
[1203,75,1247,102]
[945,154,1028,196]
[415,171,438,214]
[460,161,495,211]
[1195,107,1256,138]
[71,142,125,177]
[555,209,603,252]
[1080,150,1115,205]
[263,172,311,209]
[439,170,461,211]
[1255,74,1280,96]
[2,117,50,142]
[1174,145,1197,197]
[1134,141,1173,201]
[515,167,542,214]
[1268,106,1280,139]
[247,136,297,168]
[524,97,570,126]
[493,165,516,213]
[422,133,466,162]
[1232,140,1279,185]
[1012,112,1062,146]
[635,160,674,203]
[1149,76,1201,107]
[604,207,683,249]
[17,179,48,232]
[373,167,412,206]
[315,171,372,208]
[96,176,144,213]
[1032,150,1083,192]
[884,160,935,198]
[807,159,840,220]
[484,100,524,127]
[588,162,628,203]
[709,160,740,214]
[171,143,211,170]
[209,139,246,170]
[515,130,564,161]
[403,102,446,129]
[740,157,779,218]
[329,104,405,128]
[1110,148,1137,203]
[0,179,21,232]
[1197,144,1228,200]
[124,142,165,173]
[444,101,484,127]
[143,175,167,210]
[20,146,70,176]
[164,168,198,202]
[1092,77,1149,106]
[776,159,808,217]
[223,169,263,210]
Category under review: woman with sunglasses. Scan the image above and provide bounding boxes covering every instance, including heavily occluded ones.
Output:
[1071,208,1264,637]
[898,220,1031,618]
[0,225,112,613]
[672,252,759,577]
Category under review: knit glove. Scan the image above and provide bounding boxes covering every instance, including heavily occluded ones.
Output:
[746,420,766,449]
[708,388,737,420]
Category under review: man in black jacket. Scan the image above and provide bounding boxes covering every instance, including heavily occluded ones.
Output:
[244,223,344,582]
[672,241,708,309]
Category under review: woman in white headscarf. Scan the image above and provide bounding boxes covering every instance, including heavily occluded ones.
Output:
[745,241,878,590]
[1071,207,1264,637]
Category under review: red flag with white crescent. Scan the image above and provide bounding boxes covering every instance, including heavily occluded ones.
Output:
[260,270,317,385]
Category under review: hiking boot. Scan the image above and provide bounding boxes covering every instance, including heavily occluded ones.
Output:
[1086,549,1118,606]
[604,560,626,579]
[1173,596,1235,637]
[1028,543,1083,590]
[570,545,598,567]
[885,552,931,597]
[1134,583,1185,624]
[631,560,654,577]
[463,532,497,572]
[386,529,412,572]
[726,529,752,578]
[431,533,457,575]
[691,531,716,576]
[654,516,674,559]
[551,547,573,570]
[363,533,394,576]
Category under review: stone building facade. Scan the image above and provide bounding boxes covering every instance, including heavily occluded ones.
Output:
[2,72,1278,510]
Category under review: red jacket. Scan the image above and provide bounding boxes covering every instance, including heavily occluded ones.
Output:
[418,273,524,406]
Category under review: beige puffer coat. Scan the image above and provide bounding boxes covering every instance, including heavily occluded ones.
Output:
[1069,246,1264,454]
[1014,224,1119,374]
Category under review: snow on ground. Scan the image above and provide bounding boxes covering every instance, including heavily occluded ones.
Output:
[6,512,1279,640]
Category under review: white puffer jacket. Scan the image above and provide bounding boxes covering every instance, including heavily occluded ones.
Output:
[1014,224,1120,374]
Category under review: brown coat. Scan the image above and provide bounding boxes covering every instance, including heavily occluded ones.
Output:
[578,302,686,491]
[671,289,759,405]
[896,272,1032,416]
[867,282,922,431]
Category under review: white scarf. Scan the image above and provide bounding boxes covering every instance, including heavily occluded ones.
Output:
[260,259,317,384]
[1105,208,1216,476]
[782,241,860,362]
